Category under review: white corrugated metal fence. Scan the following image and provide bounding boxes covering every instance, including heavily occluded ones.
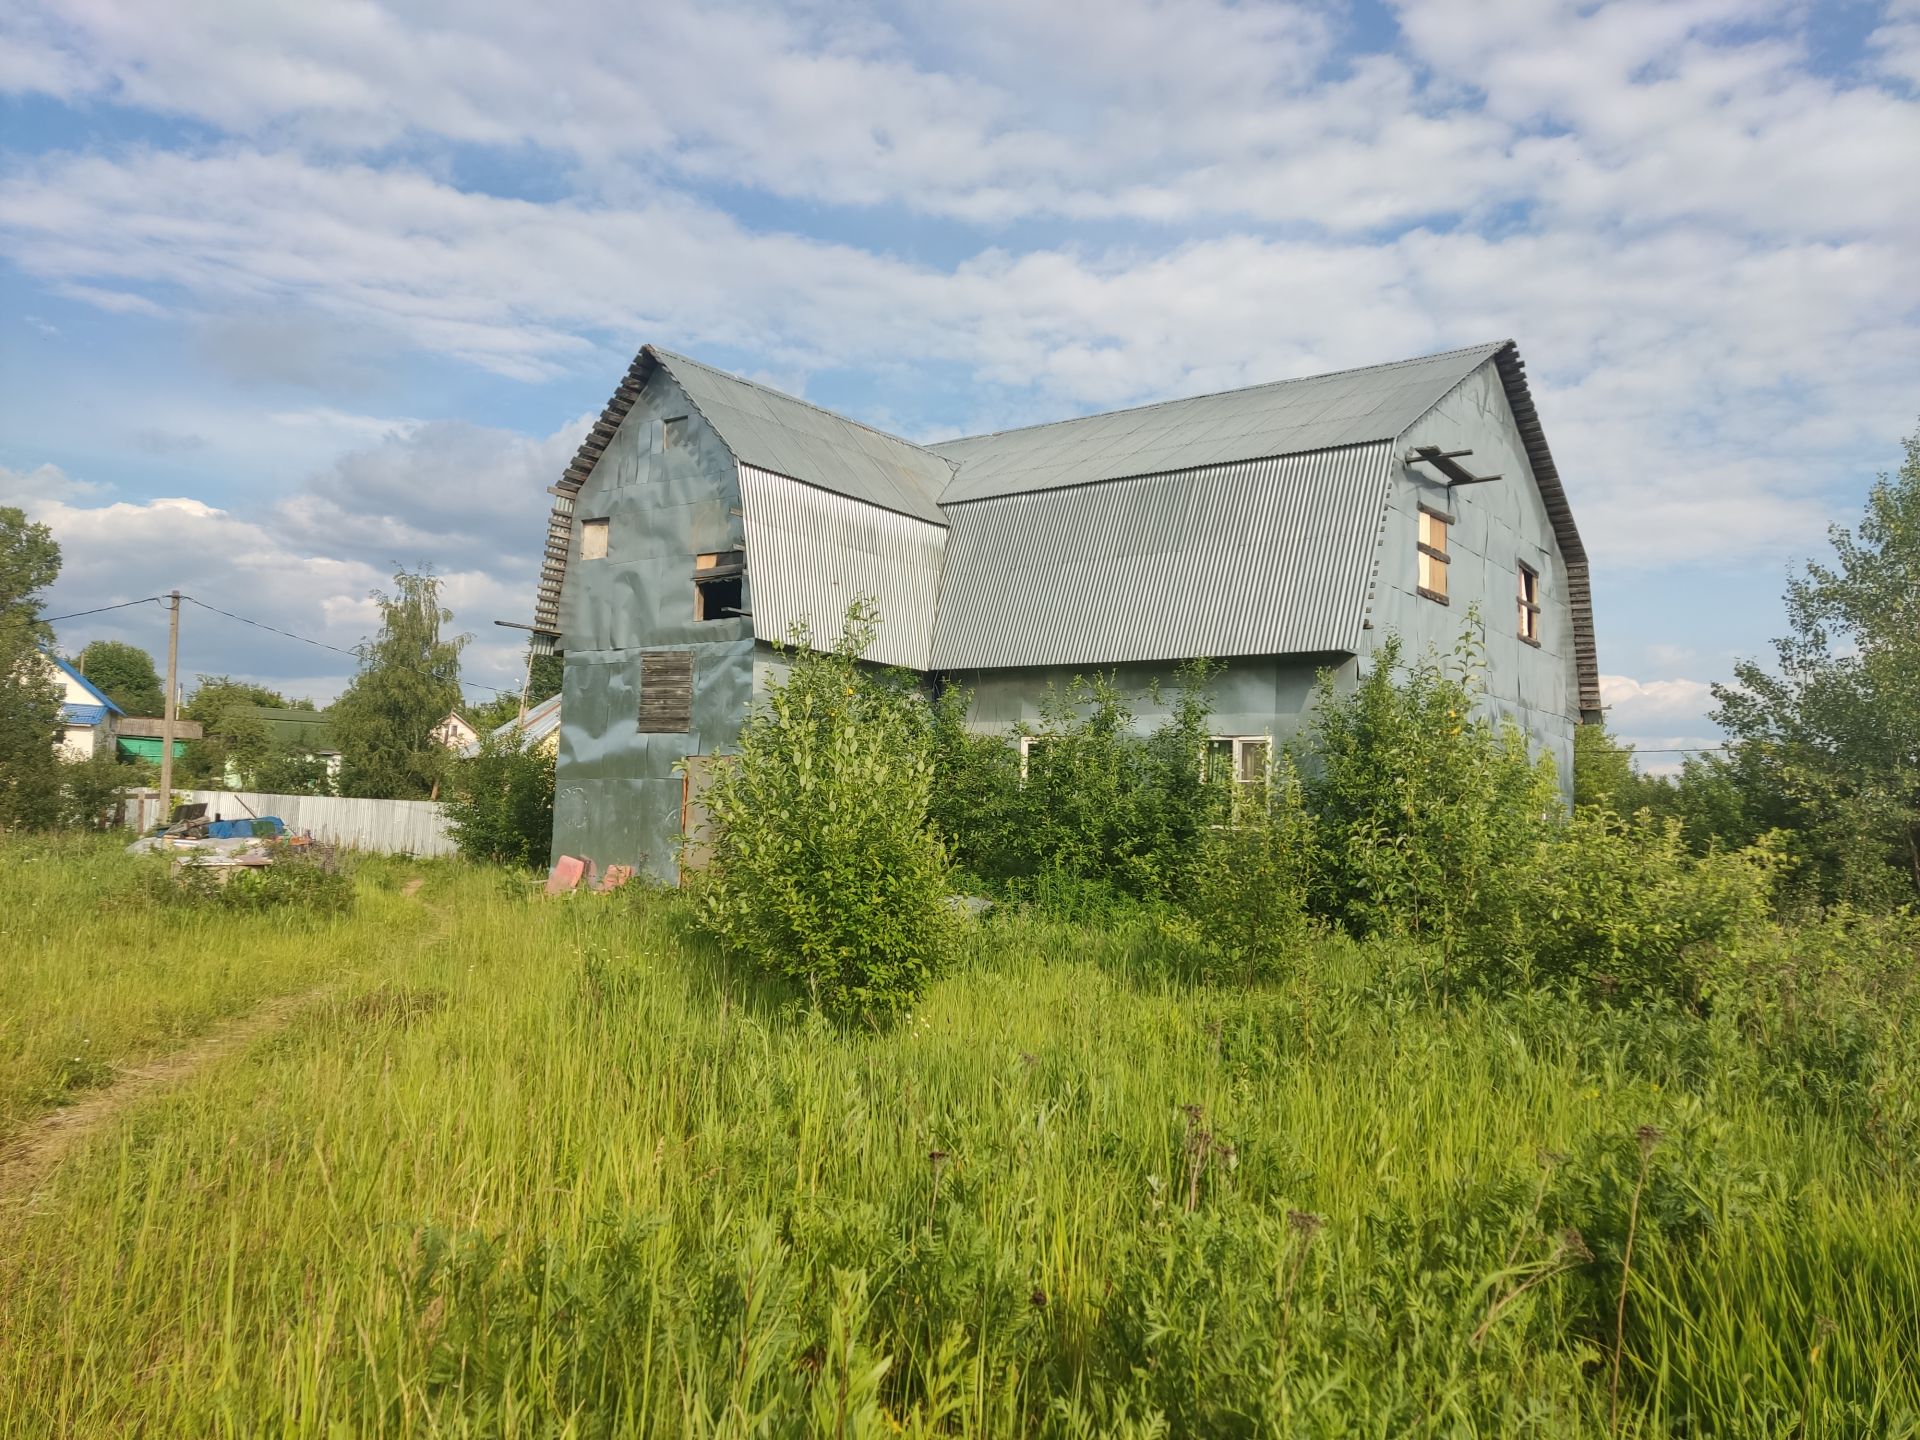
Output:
[125,788,456,857]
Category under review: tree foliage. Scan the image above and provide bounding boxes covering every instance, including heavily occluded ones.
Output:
[695,601,958,1019]
[1303,629,1562,970]
[443,733,555,869]
[1712,428,1920,905]
[329,569,466,801]
[930,662,1224,912]
[73,640,165,717]
[0,506,64,830]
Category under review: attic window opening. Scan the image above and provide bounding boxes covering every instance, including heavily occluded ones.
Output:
[663,416,689,450]
[1517,561,1542,645]
[1417,504,1451,604]
[694,550,746,621]
[580,517,609,560]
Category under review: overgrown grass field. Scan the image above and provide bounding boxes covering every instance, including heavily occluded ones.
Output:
[1,834,1916,1436]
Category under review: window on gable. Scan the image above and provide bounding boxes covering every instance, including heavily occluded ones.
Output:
[1417,504,1451,603]
[694,549,746,621]
[580,517,609,560]
[663,416,689,451]
[1517,561,1542,645]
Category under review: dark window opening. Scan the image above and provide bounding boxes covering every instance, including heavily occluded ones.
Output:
[695,572,744,621]
[663,416,688,450]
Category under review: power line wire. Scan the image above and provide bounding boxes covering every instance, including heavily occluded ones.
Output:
[43,596,166,623]
[179,594,514,696]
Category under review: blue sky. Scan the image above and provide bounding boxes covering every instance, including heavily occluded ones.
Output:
[2,0,1916,756]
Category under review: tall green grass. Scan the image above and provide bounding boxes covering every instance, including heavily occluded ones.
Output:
[1,840,1915,1436]
[0,834,444,1133]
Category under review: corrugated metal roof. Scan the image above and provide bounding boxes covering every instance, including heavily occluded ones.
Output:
[652,350,953,526]
[930,443,1394,670]
[459,692,562,758]
[929,342,1504,504]
[526,339,1598,709]
[739,465,946,671]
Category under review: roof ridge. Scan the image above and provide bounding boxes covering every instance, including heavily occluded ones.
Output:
[930,339,1510,448]
[647,347,957,472]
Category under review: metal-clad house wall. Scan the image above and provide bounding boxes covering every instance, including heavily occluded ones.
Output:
[931,442,1395,671]
[1380,358,1580,794]
[739,464,946,671]
[553,366,754,883]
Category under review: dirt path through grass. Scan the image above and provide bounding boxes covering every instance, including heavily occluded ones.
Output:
[0,873,440,1206]
[0,985,331,1204]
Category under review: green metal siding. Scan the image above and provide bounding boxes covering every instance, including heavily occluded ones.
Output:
[552,368,754,882]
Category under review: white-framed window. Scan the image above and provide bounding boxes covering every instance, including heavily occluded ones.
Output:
[1517,561,1541,645]
[1417,503,1451,603]
[1207,736,1271,784]
[580,517,609,560]
[1017,734,1048,781]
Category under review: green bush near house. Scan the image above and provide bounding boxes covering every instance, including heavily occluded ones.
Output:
[442,731,556,869]
[693,601,959,1019]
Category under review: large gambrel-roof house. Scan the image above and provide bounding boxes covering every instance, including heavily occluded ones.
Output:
[529,340,1599,881]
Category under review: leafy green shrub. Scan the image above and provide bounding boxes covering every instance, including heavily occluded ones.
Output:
[442,730,555,868]
[1304,631,1561,973]
[1509,810,1778,1004]
[932,662,1224,912]
[59,750,145,830]
[1189,757,1316,982]
[694,602,958,1019]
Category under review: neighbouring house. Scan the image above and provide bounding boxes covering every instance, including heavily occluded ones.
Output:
[48,653,123,760]
[430,711,481,751]
[220,705,342,787]
[528,340,1600,883]
[455,693,562,760]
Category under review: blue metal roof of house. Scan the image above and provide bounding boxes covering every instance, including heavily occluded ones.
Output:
[50,653,124,719]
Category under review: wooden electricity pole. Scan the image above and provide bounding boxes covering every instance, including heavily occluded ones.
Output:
[158,590,181,823]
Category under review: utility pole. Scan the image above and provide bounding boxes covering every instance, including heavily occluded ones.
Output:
[158,590,180,824]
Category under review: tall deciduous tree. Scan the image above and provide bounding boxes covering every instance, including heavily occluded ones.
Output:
[0,505,64,828]
[75,639,166,717]
[1713,428,1920,903]
[330,569,466,800]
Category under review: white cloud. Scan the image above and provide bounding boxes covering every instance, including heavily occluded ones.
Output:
[2,416,583,702]
[3,146,1913,573]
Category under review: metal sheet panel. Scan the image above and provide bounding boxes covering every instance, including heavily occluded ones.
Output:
[657,350,953,526]
[739,464,946,671]
[930,343,1503,504]
[930,442,1395,670]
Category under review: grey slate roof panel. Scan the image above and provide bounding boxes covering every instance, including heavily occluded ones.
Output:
[929,342,1503,504]
[528,339,1598,707]
[930,443,1396,671]
[651,349,953,526]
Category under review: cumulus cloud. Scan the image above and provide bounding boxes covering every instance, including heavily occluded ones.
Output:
[0,0,1915,722]
[3,145,1912,572]
[2,413,586,703]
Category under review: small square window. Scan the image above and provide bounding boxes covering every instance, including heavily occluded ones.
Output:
[1417,504,1450,603]
[1517,562,1541,644]
[663,416,688,451]
[580,517,609,560]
